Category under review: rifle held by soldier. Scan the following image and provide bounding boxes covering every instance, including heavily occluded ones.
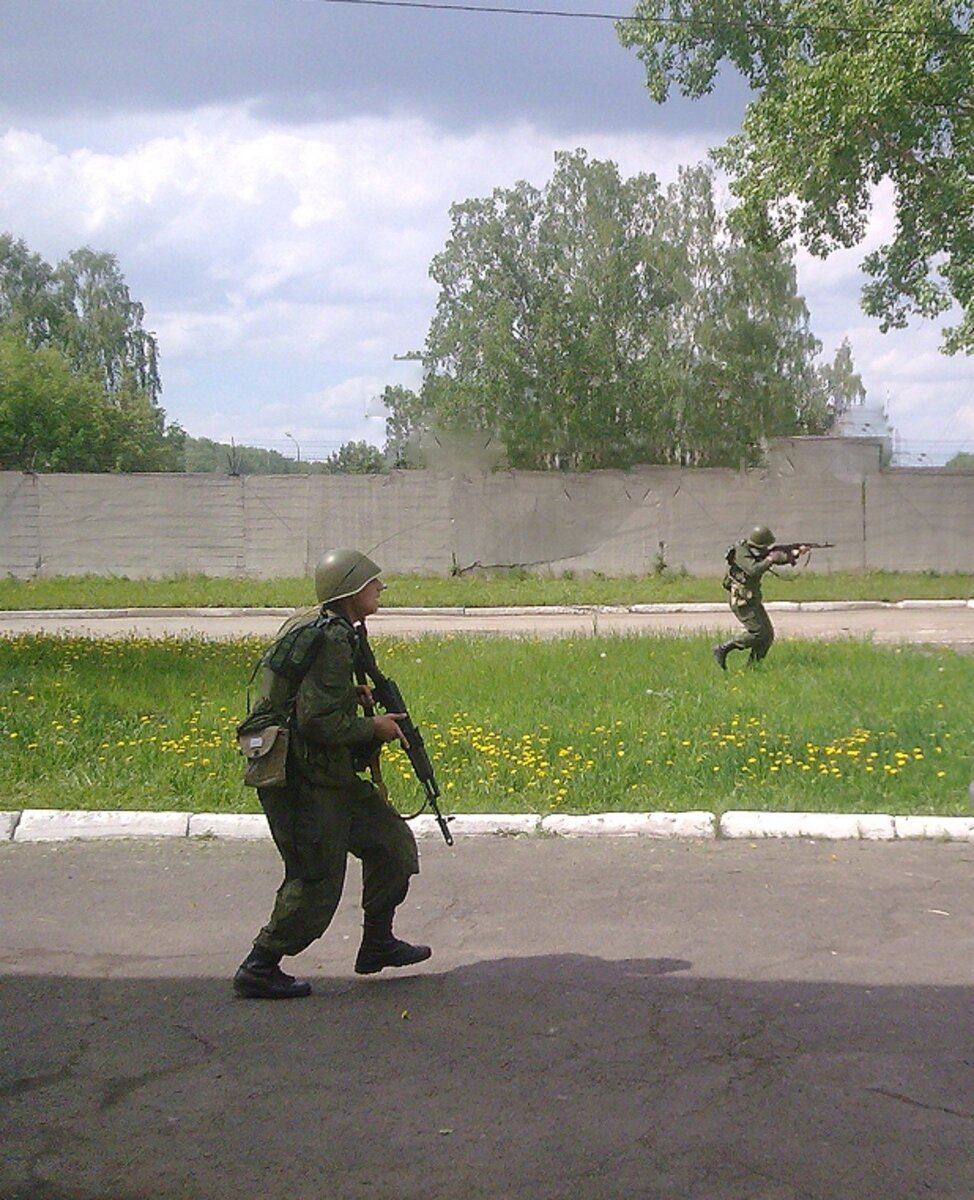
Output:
[760,540,835,559]
[357,624,454,846]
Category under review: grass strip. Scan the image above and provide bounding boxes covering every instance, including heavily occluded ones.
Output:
[1,632,971,817]
[1,570,974,611]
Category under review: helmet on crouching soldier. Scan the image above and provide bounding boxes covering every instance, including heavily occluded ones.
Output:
[314,548,382,608]
[746,525,775,549]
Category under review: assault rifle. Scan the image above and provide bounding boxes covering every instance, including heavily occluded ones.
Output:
[356,623,454,847]
[760,541,834,558]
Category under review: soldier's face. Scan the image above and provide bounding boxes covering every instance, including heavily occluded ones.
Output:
[346,577,384,621]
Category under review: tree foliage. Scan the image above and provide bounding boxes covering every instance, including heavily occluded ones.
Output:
[617,0,974,353]
[182,436,302,475]
[389,151,831,469]
[0,333,181,472]
[54,246,162,402]
[0,233,181,471]
[319,440,387,474]
[182,435,387,475]
[818,337,867,426]
[382,384,430,467]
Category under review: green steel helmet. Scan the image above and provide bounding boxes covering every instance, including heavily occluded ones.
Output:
[314,548,381,606]
[746,525,775,549]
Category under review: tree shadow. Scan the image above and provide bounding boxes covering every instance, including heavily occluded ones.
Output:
[2,955,972,1200]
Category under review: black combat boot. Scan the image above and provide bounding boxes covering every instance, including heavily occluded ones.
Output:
[233,946,312,999]
[354,908,432,976]
[712,642,733,671]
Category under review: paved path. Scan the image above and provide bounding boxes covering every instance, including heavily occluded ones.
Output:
[4,599,974,648]
[1,836,973,1200]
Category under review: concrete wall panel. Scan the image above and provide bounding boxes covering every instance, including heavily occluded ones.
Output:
[34,474,244,578]
[241,476,310,578]
[4,439,974,580]
[304,473,453,576]
[0,473,40,578]
[866,470,974,573]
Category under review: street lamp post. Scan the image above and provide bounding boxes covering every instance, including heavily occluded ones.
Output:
[284,431,301,463]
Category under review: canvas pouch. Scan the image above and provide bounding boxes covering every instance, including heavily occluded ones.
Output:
[237,723,290,788]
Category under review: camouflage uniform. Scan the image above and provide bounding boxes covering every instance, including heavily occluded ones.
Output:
[721,541,779,662]
[252,613,419,961]
[234,548,432,999]
[714,528,800,668]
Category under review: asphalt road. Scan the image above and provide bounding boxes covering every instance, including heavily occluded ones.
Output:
[3,601,974,649]
[1,836,973,1200]
[3,605,973,1199]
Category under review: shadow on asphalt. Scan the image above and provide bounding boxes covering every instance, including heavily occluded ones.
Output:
[2,954,972,1200]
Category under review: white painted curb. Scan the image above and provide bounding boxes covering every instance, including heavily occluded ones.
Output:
[15,809,190,841]
[188,813,270,839]
[630,603,727,614]
[644,811,717,839]
[720,811,896,840]
[539,811,715,838]
[410,815,450,840]
[8,599,972,623]
[898,599,968,609]
[893,816,974,841]
[436,814,540,837]
[2,809,973,843]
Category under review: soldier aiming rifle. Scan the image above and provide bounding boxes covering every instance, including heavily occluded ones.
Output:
[713,526,834,670]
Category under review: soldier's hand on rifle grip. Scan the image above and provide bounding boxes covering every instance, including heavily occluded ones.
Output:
[373,712,410,750]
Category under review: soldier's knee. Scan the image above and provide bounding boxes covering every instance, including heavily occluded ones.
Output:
[294,876,342,924]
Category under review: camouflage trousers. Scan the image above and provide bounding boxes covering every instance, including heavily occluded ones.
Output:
[253,772,419,959]
[727,601,775,663]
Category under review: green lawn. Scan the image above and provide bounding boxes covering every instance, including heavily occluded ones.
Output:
[1,570,974,611]
[2,632,971,817]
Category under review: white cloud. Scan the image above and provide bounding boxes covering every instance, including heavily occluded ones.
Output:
[190,374,394,454]
[0,109,969,461]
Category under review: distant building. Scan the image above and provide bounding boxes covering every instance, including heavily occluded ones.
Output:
[830,399,895,466]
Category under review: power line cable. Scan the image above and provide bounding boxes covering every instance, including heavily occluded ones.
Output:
[313,0,973,40]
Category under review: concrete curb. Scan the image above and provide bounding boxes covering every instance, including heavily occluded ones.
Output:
[439,814,541,837]
[14,809,190,841]
[2,599,973,622]
[188,813,270,839]
[539,812,716,838]
[893,815,974,841]
[4,809,974,843]
[719,811,896,840]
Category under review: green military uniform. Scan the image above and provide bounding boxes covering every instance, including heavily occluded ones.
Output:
[251,613,419,961]
[714,526,800,669]
[234,548,431,1000]
[722,540,778,661]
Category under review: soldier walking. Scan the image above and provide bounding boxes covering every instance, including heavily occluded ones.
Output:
[233,548,432,1000]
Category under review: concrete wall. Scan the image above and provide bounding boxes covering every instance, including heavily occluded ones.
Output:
[2,437,972,579]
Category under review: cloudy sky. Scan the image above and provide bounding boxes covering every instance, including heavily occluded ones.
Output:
[1,0,969,463]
